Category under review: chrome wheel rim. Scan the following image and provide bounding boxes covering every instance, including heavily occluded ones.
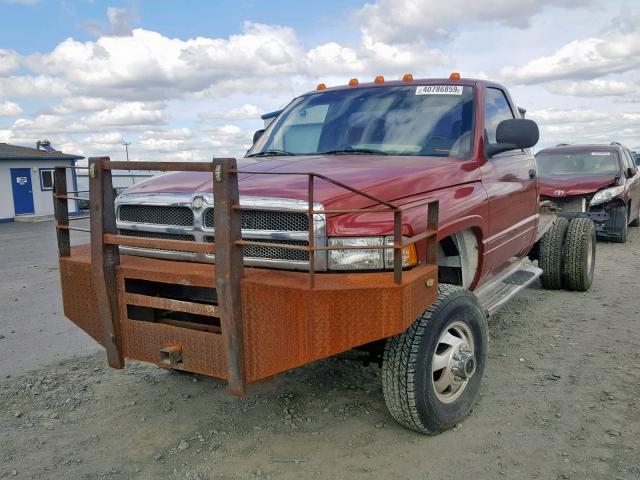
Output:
[431,321,476,404]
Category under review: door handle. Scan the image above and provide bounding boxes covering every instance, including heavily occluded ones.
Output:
[528,169,536,179]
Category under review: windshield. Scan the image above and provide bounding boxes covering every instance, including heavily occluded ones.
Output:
[248,85,474,158]
[536,151,621,176]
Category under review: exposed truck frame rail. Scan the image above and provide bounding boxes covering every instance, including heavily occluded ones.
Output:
[53,157,439,396]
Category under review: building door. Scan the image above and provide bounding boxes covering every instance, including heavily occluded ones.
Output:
[10,168,35,215]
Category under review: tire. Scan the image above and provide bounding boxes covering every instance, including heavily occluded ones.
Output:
[562,217,596,292]
[538,217,569,290]
[606,204,628,243]
[382,284,488,434]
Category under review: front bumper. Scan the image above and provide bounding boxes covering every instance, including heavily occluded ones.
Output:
[60,245,438,383]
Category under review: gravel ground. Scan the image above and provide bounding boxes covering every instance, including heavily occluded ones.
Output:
[1,225,639,480]
[0,220,97,378]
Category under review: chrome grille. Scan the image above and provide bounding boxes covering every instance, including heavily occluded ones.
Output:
[204,208,308,232]
[119,205,193,226]
[205,237,309,262]
[114,193,326,270]
[120,229,194,242]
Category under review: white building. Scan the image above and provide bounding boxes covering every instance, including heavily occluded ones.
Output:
[0,142,83,222]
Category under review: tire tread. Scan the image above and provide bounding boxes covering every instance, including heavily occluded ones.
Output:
[539,217,569,289]
[562,217,595,291]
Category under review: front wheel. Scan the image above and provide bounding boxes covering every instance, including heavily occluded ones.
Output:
[382,284,488,434]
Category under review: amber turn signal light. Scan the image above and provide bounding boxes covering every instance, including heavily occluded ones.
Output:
[374,75,384,83]
[348,78,359,86]
[405,243,418,266]
[316,83,326,91]
[449,72,461,80]
[402,73,413,81]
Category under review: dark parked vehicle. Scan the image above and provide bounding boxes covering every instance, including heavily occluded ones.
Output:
[536,143,640,243]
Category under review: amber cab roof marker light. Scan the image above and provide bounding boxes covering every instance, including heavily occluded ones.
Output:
[316,83,326,91]
[348,78,359,87]
[374,75,384,84]
[402,73,413,82]
[449,72,461,80]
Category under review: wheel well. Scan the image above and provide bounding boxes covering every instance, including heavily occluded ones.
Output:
[437,230,479,288]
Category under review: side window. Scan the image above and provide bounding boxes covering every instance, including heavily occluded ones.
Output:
[622,149,634,170]
[484,88,515,144]
[272,104,329,153]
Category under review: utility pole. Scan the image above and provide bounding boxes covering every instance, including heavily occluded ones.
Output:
[122,141,135,185]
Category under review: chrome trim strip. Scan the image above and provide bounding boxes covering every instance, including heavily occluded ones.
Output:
[115,192,327,270]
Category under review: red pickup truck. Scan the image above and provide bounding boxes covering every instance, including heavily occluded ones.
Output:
[54,74,595,434]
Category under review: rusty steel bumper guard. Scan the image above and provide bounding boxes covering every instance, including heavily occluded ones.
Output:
[54,158,439,395]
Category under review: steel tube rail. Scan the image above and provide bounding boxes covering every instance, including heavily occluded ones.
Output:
[53,167,70,256]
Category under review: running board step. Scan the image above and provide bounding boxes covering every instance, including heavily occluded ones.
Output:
[474,261,542,316]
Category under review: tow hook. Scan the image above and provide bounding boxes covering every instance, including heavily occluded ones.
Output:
[451,345,475,380]
[160,345,184,369]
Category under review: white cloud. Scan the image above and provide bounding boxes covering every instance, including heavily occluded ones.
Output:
[0,49,19,76]
[19,20,448,103]
[202,124,253,157]
[52,96,116,113]
[83,7,138,38]
[357,0,589,43]
[106,7,135,36]
[546,79,633,97]
[501,12,640,85]
[529,107,640,149]
[200,104,264,121]
[139,128,193,152]
[0,100,22,116]
[85,132,124,144]
[85,102,168,127]
[528,108,611,124]
[0,75,68,97]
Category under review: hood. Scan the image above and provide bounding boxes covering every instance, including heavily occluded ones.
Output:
[539,174,618,197]
[123,154,479,209]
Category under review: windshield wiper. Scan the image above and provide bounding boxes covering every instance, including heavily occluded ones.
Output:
[320,147,388,155]
[247,149,296,157]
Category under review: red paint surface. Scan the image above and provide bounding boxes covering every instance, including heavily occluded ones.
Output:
[539,175,617,197]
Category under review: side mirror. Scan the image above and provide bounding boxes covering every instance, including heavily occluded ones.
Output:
[253,129,265,144]
[486,118,539,158]
[627,167,637,178]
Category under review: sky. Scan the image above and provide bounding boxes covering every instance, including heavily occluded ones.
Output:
[0,0,639,164]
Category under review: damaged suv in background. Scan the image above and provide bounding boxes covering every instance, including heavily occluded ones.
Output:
[536,143,640,243]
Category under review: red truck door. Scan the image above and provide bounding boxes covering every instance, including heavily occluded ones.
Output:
[480,86,538,278]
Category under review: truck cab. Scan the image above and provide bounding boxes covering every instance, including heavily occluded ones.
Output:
[118,76,539,291]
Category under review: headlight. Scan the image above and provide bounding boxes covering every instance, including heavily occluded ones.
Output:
[328,236,418,271]
[328,237,384,270]
[589,185,624,206]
